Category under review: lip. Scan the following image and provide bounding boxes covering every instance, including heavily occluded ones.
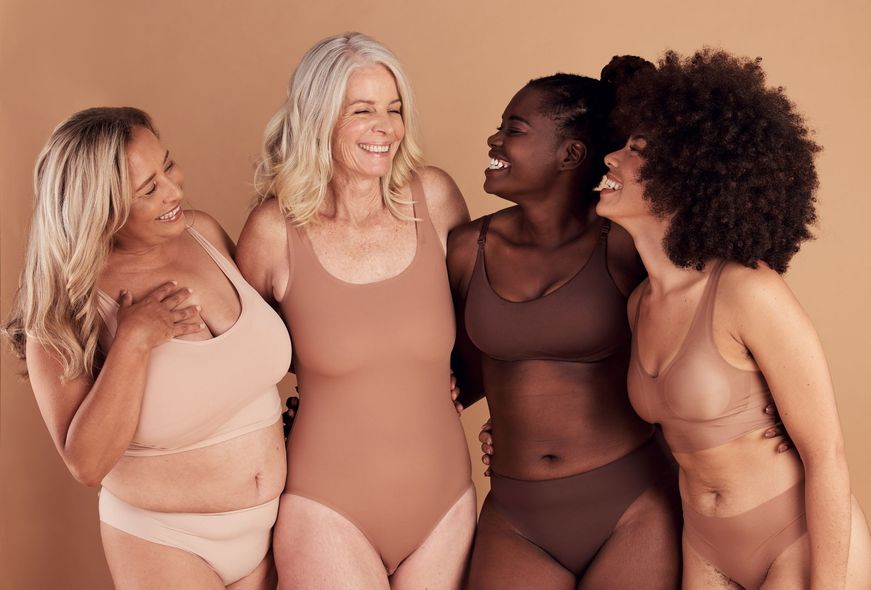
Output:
[155,204,183,222]
[485,151,511,175]
[358,142,392,156]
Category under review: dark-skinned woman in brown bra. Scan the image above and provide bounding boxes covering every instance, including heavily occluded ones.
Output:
[236,33,475,589]
[598,49,871,589]
[448,58,684,589]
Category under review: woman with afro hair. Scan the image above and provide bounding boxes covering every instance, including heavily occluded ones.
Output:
[598,49,871,589]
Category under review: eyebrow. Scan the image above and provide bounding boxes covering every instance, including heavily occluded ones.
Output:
[347,99,402,106]
[507,115,532,125]
[135,151,170,192]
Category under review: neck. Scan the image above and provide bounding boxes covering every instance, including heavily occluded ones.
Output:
[625,217,702,293]
[512,176,597,247]
[109,235,178,270]
[324,171,384,224]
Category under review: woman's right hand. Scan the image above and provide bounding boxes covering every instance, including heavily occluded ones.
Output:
[479,418,494,477]
[114,282,203,349]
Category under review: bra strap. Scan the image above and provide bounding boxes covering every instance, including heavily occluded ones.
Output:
[477,215,492,250]
[599,219,612,242]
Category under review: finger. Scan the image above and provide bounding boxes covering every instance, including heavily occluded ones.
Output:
[484,468,491,477]
[174,321,205,336]
[480,419,492,432]
[162,287,194,309]
[764,403,778,416]
[451,389,458,401]
[146,281,180,302]
[482,454,490,465]
[777,442,792,453]
[478,430,492,444]
[288,397,299,410]
[454,402,463,415]
[172,305,201,322]
[450,374,457,390]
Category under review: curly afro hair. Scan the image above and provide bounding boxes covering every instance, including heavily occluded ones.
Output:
[614,49,820,273]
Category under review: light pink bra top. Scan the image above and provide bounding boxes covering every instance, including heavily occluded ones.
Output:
[627,261,775,453]
[95,226,292,457]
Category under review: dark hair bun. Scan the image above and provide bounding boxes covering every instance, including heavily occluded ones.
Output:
[600,55,655,90]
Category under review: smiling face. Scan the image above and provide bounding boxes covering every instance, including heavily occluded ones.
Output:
[331,63,405,181]
[113,126,185,249]
[483,86,567,200]
[596,134,650,223]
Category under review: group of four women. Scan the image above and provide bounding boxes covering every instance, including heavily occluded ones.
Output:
[5,32,871,589]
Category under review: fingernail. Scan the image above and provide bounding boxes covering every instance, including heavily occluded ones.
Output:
[764,430,774,438]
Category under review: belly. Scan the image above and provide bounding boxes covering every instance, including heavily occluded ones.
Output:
[675,428,805,516]
[285,374,471,526]
[484,357,653,479]
[103,421,286,512]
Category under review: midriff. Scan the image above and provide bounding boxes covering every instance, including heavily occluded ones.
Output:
[485,354,654,480]
[102,421,286,513]
[676,427,804,517]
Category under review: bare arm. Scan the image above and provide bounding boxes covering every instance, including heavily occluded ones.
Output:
[236,198,290,305]
[27,284,202,486]
[731,265,850,590]
[447,219,486,409]
[418,166,470,252]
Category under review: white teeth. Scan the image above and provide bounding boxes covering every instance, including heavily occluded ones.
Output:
[360,144,390,153]
[488,158,510,170]
[594,175,623,192]
[157,206,180,221]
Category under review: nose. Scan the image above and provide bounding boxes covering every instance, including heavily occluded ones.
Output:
[604,149,619,169]
[371,112,394,137]
[487,130,502,148]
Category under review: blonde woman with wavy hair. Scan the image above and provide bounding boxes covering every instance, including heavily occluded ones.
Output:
[237,32,476,588]
[4,107,292,589]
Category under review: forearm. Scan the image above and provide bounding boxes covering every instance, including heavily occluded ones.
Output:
[804,451,852,590]
[64,334,150,485]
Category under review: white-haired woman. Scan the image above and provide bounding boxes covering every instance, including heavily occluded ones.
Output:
[237,33,475,588]
[4,108,291,589]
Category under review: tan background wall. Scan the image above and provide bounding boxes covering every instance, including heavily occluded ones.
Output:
[2,0,869,587]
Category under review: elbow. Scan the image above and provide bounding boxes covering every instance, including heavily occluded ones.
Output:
[64,454,107,487]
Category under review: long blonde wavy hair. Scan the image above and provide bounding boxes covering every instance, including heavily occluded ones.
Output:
[254,32,425,224]
[2,107,155,381]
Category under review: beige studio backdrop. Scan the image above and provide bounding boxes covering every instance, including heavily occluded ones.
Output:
[1,0,870,587]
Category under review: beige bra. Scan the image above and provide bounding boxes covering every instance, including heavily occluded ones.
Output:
[95,226,292,457]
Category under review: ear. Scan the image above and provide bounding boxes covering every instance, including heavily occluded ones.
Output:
[559,140,587,170]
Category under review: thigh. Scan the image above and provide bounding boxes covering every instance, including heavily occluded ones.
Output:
[681,534,740,590]
[101,522,225,590]
[273,493,389,590]
[464,492,575,590]
[391,486,476,590]
[579,477,682,590]
[227,550,277,590]
[764,497,871,590]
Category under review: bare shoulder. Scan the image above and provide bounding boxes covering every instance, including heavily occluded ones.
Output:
[238,198,287,247]
[236,198,290,302]
[447,216,486,294]
[417,166,470,236]
[716,260,807,335]
[717,261,794,312]
[185,209,235,258]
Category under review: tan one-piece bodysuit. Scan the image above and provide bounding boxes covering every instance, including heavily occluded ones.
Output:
[278,175,473,573]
